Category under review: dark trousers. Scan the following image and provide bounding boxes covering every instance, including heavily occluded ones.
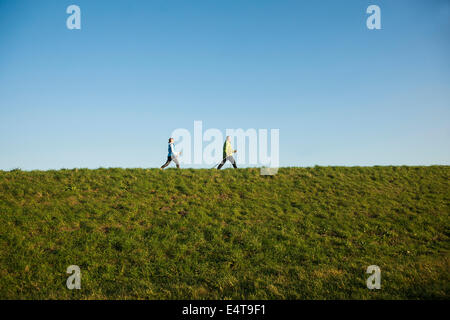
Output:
[217,156,237,169]
[161,156,180,169]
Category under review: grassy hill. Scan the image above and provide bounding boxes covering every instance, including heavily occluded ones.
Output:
[0,166,448,299]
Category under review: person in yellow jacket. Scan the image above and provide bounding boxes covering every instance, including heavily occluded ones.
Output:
[217,136,237,169]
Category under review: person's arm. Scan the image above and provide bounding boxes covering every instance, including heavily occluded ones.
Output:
[226,141,233,156]
[172,144,182,157]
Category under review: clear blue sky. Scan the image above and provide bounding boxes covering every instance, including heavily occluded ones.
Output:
[0,0,449,170]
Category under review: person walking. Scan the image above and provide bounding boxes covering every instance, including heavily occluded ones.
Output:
[217,136,237,169]
[160,138,181,169]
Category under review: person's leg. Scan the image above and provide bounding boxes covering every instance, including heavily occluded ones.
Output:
[172,157,180,169]
[160,157,172,169]
[228,156,237,169]
[217,157,226,169]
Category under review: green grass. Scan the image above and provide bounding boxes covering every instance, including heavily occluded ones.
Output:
[0,166,449,299]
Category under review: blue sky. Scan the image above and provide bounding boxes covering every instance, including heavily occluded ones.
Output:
[0,0,449,170]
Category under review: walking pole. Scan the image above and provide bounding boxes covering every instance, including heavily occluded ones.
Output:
[211,150,237,169]
[211,157,226,169]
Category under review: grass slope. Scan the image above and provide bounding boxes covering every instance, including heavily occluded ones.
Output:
[0,166,449,299]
